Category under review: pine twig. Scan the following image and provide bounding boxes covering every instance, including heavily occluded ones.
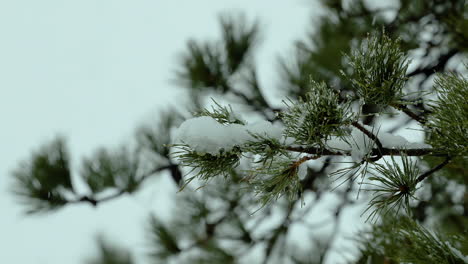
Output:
[415,156,451,184]
[285,146,439,158]
[72,164,178,206]
[390,103,426,125]
[351,121,384,162]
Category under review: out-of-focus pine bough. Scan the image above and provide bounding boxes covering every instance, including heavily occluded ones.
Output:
[86,236,135,264]
[11,0,467,263]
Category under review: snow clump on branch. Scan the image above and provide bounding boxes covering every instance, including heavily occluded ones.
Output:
[175,116,283,155]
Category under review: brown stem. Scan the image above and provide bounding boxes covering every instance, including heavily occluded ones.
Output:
[416,156,451,184]
[292,155,318,169]
[391,103,426,125]
[351,121,384,162]
[285,146,439,157]
[71,164,178,206]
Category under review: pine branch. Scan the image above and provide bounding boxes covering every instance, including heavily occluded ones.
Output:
[71,164,178,207]
[282,80,354,145]
[87,236,134,264]
[390,103,427,125]
[357,215,467,264]
[415,156,451,184]
[343,32,409,107]
[251,155,310,204]
[148,214,181,260]
[285,145,439,157]
[351,121,384,162]
[362,154,421,222]
[426,71,468,156]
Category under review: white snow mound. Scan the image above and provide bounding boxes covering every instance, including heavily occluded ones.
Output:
[175,116,283,155]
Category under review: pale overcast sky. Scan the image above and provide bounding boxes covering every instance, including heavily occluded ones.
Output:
[0,1,326,263]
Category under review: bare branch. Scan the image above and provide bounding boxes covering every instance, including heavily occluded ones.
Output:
[285,145,439,158]
[390,103,427,125]
[351,121,384,162]
[71,164,178,207]
[416,156,451,184]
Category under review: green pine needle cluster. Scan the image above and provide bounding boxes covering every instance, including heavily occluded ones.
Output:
[136,109,182,159]
[363,155,420,222]
[357,215,467,264]
[12,137,72,214]
[196,100,246,125]
[176,15,258,93]
[178,41,227,92]
[81,147,140,194]
[220,14,259,75]
[427,72,468,156]
[12,138,149,213]
[86,237,134,264]
[174,145,241,183]
[282,80,353,145]
[250,156,304,205]
[242,133,287,165]
[344,33,409,107]
[148,215,181,261]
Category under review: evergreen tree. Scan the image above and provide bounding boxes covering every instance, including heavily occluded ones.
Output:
[11,0,467,263]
